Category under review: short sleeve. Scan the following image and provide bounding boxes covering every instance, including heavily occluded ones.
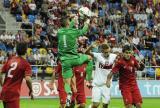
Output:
[133,57,139,68]
[1,61,8,73]
[111,59,122,74]
[25,62,32,76]
[92,52,99,58]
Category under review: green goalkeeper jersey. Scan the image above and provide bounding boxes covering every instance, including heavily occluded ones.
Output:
[58,21,89,60]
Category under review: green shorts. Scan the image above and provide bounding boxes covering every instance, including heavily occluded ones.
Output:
[61,54,89,79]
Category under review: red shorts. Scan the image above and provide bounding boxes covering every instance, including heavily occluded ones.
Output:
[3,100,20,108]
[121,86,142,105]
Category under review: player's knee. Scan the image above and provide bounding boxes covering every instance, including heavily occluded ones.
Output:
[135,103,142,108]
[63,78,71,84]
[77,103,85,108]
[102,103,108,108]
[92,102,100,108]
[125,104,132,108]
[59,104,65,108]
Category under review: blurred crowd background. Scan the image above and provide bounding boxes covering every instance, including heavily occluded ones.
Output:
[1,0,160,80]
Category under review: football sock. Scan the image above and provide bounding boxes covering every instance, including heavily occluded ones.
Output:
[64,83,72,94]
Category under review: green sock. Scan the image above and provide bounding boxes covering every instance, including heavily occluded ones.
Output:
[86,60,93,81]
[64,83,71,94]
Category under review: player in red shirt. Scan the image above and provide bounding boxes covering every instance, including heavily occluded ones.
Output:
[50,61,87,108]
[0,42,33,108]
[106,45,144,108]
[72,64,87,108]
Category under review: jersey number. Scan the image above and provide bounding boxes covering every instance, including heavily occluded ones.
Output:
[63,35,67,47]
[8,62,18,78]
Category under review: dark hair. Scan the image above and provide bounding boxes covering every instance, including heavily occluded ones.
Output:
[122,45,131,52]
[16,42,28,56]
[101,44,110,50]
[61,11,70,27]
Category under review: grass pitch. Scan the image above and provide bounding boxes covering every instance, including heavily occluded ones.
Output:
[0,98,159,108]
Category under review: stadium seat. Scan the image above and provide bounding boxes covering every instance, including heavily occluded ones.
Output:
[16,14,22,22]
[38,67,42,73]
[28,15,36,23]
[0,43,6,51]
[32,66,39,80]
[32,48,38,53]
[146,67,155,78]
[46,67,54,74]
[155,68,160,80]
[39,48,47,55]
[32,66,39,74]
[27,48,32,56]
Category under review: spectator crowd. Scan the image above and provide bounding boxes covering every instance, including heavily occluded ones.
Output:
[1,0,160,79]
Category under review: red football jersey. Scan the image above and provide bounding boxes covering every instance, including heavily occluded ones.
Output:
[73,64,86,92]
[72,64,86,104]
[111,56,139,89]
[73,64,86,89]
[56,63,86,91]
[1,56,32,102]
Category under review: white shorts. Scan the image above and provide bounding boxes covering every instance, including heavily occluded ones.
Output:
[92,85,110,104]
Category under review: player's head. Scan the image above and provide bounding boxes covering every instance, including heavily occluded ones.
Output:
[16,42,28,56]
[61,17,70,28]
[61,11,70,28]
[101,44,110,58]
[122,45,132,60]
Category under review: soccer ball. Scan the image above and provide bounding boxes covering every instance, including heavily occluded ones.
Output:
[79,6,93,19]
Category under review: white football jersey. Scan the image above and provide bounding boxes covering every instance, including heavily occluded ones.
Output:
[92,52,117,86]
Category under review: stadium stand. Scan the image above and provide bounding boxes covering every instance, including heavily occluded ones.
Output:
[0,0,160,80]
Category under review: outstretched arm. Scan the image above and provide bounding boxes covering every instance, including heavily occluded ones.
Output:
[106,72,113,88]
[84,41,100,55]
[78,19,90,35]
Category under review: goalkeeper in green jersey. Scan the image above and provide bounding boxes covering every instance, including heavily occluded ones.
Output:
[57,10,94,107]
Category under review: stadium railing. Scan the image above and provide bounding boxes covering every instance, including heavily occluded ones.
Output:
[0,64,159,80]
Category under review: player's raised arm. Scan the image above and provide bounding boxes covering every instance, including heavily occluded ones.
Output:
[84,41,100,56]
[78,18,90,36]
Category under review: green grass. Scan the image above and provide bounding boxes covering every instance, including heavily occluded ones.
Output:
[0,98,160,108]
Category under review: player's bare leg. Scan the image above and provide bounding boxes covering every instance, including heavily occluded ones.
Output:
[63,78,72,107]
[77,103,85,108]
[135,103,142,108]
[102,104,108,108]
[125,104,132,108]
[91,102,100,108]
[59,104,65,108]
[71,75,77,93]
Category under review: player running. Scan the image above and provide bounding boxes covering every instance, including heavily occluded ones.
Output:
[86,42,117,108]
[0,42,33,108]
[106,45,144,108]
